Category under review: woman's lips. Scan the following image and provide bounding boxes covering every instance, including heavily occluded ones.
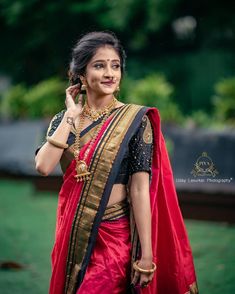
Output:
[101,81,115,86]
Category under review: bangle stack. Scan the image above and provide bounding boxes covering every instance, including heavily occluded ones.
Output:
[133,260,157,274]
[47,136,68,149]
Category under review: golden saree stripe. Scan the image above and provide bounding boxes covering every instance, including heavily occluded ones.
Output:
[65,104,143,294]
[66,105,130,294]
[102,199,129,221]
[66,105,132,293]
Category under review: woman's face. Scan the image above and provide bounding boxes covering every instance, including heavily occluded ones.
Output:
[83,46,121,97]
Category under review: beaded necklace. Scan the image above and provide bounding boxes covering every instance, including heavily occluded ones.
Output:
[73,98,117,182]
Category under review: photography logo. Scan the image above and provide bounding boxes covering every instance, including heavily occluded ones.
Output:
[191,152,219,177]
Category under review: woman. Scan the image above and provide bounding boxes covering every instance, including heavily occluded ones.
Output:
[35,31,198,294]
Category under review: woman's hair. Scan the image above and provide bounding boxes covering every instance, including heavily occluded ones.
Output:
[68,31,126,86]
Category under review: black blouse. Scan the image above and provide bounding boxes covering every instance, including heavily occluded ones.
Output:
[37,108,153,184]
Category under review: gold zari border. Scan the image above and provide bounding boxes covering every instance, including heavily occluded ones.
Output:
[102,199,129,221]
[65,104,143,294]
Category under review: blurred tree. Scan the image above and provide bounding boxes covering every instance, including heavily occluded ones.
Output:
[128,73,183,124]
[0,0,235,116]
[0,0,182,84]
[0,83,27,119]
[0,77,66,119]
[213,77,235,125]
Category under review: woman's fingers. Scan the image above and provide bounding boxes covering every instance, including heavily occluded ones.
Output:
[64,84,83,118]
[77,94,83,105]
[139,272,154,288]
[66,84,80,100]
[65,84,82,108]
[131,271,140,286]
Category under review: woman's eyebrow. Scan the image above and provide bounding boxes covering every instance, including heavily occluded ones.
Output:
[92,59,120,64]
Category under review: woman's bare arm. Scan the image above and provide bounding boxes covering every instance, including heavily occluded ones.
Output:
[130,171,154,286]
[35,84,82,176]
[35,110,76,176]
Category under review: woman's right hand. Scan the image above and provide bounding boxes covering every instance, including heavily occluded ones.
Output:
[65,83,83,119]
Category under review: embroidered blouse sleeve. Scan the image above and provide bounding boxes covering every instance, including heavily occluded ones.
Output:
[35,110,65,154]
[129,115,153,175]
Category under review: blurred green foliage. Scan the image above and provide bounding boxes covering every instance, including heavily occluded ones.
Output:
[2,73,235,128]
[0,0,234,124]
[213,77,235,125]
[24,78,66,118]
[1,84,28,119]
[0,78,66,120]
[127,50,235,114]
[184,110,213,129]
[126,74,183,124]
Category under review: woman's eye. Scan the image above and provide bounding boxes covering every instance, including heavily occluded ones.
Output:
[112,64,120,70]
[94,63,104,69]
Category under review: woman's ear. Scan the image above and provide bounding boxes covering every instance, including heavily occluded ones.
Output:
[80,74,88,86]
[79,75,85,83]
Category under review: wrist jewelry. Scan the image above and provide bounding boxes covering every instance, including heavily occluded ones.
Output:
[47,136,68,149]
[66,117,74,126]
[133,260,157,274]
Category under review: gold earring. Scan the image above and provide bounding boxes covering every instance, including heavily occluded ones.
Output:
[114,85,120,98]
[81,84,86,91]
[81,84,86,94]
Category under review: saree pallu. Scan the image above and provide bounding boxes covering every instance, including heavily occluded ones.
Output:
[132,108,198,294]
[49,104,198,294]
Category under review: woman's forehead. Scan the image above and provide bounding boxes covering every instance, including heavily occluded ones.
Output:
[90,46,120,62]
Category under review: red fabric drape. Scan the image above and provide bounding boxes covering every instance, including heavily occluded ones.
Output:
[49,115,114,294]
[140,108,197,294]
[76,217,131,294]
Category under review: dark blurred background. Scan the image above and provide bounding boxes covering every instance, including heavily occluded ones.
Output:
[0,0,235,125]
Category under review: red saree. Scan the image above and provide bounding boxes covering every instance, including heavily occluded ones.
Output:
[48,104,198,294]
[135,108,198,294]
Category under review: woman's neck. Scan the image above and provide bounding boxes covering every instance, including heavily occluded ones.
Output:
[85,93,114,110]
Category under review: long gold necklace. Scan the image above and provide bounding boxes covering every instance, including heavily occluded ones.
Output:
[83,97,117,122]
[73,98,117,182]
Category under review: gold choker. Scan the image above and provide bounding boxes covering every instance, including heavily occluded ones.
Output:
[82,97,117,122]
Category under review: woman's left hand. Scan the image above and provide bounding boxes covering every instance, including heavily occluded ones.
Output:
[131,258,154,288]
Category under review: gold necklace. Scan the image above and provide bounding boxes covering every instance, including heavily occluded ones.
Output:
[83,97,117,122]
[73,98,117,182]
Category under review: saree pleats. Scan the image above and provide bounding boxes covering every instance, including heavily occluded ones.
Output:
[77,217,131,294]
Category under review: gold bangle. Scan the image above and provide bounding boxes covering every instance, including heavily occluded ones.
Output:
[133,260,157,274]
[46,136,68,149]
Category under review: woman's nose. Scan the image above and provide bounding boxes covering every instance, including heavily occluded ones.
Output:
[104,65,113,77]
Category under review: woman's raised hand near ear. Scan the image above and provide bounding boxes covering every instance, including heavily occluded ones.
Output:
[35,83,84,176]
[65,83,83,119]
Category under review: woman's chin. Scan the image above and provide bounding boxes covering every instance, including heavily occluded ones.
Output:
[88,87,116,97]
[98,89,115,96]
